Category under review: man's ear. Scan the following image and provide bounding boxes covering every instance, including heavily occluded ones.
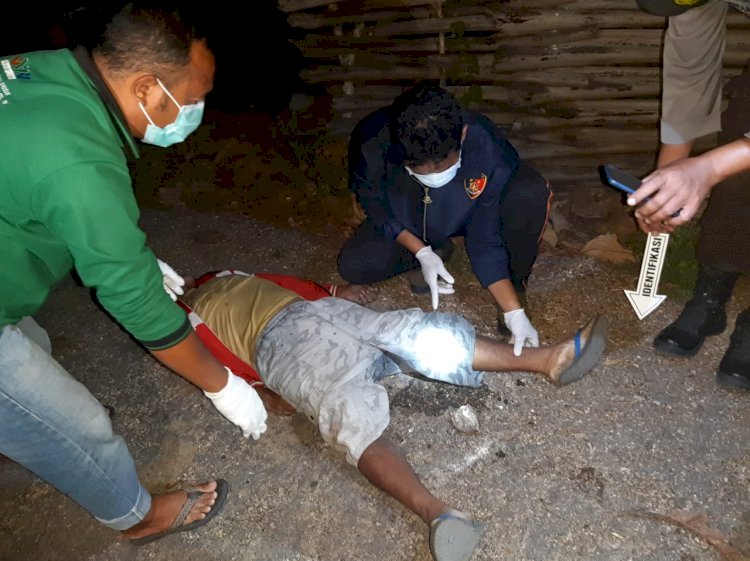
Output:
[132,74,160,109]
[461,124,469,143]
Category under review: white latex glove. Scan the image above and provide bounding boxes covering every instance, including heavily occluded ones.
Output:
[204,368,268,440]
[503,308,539,357]
[415,246,455,310]
[157,258,185,301]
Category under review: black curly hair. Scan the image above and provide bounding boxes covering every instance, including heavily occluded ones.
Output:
[392,82,463,166]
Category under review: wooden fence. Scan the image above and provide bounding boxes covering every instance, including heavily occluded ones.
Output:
[276,0,750,191]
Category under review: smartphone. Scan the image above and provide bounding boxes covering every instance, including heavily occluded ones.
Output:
[599,164,640,195]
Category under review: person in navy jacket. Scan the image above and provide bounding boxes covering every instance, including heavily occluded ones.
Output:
[337,82,552,355]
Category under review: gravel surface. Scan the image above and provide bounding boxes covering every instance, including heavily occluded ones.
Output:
[1,206,749,561]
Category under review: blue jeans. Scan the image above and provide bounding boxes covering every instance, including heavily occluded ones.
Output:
[0,318,151,530]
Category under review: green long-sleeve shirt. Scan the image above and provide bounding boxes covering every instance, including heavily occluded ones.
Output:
[0,48,189,349]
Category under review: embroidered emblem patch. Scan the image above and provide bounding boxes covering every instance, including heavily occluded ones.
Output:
[10,57,32,80]
[464,174,487,199]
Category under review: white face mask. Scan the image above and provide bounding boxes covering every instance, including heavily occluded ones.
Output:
[405,151,462,188]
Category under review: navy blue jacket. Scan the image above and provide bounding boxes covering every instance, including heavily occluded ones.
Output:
[348,105,520,288]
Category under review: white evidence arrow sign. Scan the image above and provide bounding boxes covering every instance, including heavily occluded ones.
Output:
[624,233,669,320]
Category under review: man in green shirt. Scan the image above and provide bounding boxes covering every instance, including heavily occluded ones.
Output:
[0,5,267,544]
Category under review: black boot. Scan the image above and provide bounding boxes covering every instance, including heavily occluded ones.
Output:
[408,239,456,295]
[653,266,739,357]
[716,309,750,390]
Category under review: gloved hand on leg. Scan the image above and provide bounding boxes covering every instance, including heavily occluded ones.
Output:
[415,246,455,310]
[157,258,185,301]
[204,368,268,440]
[503,308,539,356]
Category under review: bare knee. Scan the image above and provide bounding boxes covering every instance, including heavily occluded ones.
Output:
[358,437,400,468]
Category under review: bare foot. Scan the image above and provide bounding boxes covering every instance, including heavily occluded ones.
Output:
[121,480,219,541]
[546,316,608,386]
[337,284,379,305]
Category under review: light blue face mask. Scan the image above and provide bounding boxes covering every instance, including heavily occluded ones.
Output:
[405,151,462,189]
[138,78,204,147]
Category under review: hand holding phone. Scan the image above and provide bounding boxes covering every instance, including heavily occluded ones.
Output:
[599,164,682,218]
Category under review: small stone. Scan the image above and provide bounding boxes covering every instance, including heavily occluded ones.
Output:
[450,404,480,433]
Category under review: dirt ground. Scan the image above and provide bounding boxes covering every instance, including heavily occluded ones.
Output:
[1,108,750,561]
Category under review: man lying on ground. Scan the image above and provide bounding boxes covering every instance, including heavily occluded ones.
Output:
[177,269,609,561]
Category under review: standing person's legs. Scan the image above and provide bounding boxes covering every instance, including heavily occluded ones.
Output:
[699,58,750,274]
[696,173,750,272]
[695,59,750,280]
[696,166,750,388]
[0,321,225,540]
[652,257,739,357]
[654,63,750,379]
[701,61,750,389]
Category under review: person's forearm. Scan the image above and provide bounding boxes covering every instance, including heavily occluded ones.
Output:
[396,229,427,254]
[151,330,228,393]
[699,138,750,187]
[657,142,693,168]
[488,279,521,312]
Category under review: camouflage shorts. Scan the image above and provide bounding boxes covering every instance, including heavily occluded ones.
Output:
[254,298,480,465]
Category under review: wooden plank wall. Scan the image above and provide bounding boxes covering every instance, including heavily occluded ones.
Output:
[277,0,750,190]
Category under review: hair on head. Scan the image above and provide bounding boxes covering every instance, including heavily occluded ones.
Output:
[392,81,463,166]
[93,3,199,85]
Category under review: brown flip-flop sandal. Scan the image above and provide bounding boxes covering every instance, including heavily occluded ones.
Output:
[557,315,609,386]
[129,479,229,546]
